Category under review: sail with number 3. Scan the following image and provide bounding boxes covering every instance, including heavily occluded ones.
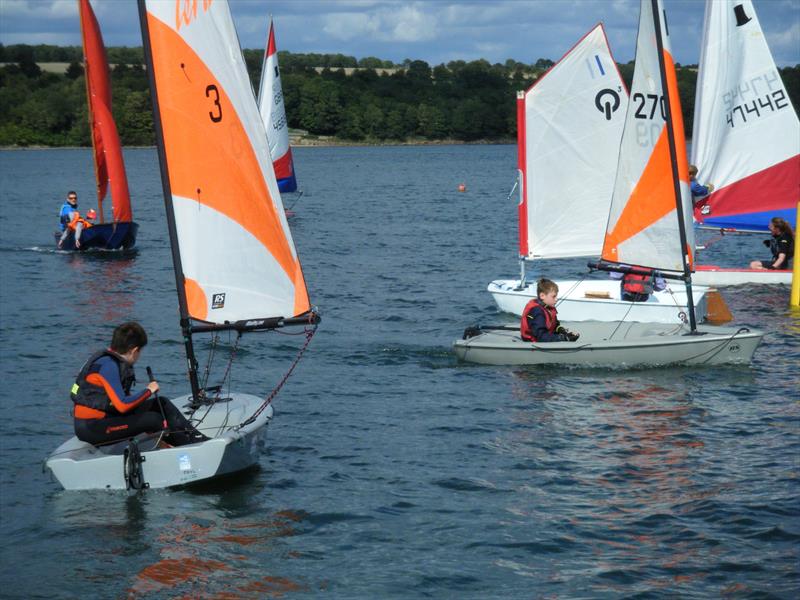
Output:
[142,0,310,327]
[257,17,298,194]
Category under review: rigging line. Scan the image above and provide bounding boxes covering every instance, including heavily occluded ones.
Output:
[237,322,318,430]
[283,190,304,211]
[200,334,219,391]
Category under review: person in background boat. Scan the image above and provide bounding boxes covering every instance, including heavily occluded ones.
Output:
[57,208,96,249]
[689,165,714,215]
[71,322,207,447]
[610,266,667,302]
[749,217,794,270]
[521,279,580,342]
[58,191,79,231]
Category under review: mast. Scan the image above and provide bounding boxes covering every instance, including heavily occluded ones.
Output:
[137,0,201,401]
[516,89,527,288]
[651,0,698,331]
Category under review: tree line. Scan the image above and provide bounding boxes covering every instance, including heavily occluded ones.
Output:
[1,43,798,147]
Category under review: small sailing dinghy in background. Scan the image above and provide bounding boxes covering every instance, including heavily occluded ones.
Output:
[46,0,319,490]
[257,16,300,210]
[456,0,763,368]
[486,24,709,324]
[56,0,138,251]
[690,0,799,286]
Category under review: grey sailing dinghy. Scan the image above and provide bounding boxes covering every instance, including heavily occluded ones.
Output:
[454,0,764,368]
[46,0,319,490]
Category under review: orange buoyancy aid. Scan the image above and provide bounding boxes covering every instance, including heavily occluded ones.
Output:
[520,298,558,342]
[622,270,654,295]
[67,212,93,231]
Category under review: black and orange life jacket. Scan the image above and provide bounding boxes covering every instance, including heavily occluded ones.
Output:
[520,298,558,342]
[71,350,135,416]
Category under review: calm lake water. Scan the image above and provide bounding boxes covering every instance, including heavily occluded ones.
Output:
[0,146,798,599]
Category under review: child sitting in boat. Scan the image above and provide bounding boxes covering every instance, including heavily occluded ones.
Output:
[71,322,207,447]
[520,279,579,342]
[57,208,96,249]
[749,217,794,270]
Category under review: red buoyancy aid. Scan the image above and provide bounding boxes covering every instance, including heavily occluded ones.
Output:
[521,298,558,342]
[622,270,654,295]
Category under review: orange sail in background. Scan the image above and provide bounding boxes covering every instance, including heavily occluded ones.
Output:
[78,0,132,223]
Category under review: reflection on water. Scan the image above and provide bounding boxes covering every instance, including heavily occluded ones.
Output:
[63,252,140,324]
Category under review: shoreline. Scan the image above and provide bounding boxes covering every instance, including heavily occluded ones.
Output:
[0,137,516,151]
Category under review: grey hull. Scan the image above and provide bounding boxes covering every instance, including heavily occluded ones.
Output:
[453,321,763,367]
[45,393,273,491]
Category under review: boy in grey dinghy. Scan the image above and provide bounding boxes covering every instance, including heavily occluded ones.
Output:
[71,322,206,447]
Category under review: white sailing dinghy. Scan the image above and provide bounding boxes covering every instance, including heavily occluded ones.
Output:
[487,23,710,324]
[455,0,763,368]
[691,0,799,286]
[257,17,298,195]
[46,0,319,490]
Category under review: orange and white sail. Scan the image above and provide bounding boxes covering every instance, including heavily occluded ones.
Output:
[518,24,627,260]
[79,0,132,223]
[140,0,310,324]
[602,0,693,273]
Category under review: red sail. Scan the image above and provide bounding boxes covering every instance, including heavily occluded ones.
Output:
[78,0,132,222]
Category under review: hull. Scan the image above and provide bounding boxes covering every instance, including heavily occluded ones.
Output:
[488,279,709,324]
[453,321,763,367]
[55,221,138,251]
[692,265,792,286]
[45,393,272,490]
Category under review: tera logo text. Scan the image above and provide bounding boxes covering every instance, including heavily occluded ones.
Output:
[175,0,213,30]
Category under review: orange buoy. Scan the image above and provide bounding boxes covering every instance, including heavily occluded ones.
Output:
[457,183,466,192]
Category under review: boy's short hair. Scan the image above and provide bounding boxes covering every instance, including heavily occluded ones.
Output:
[110,322,148,354]
[537,278,559,296]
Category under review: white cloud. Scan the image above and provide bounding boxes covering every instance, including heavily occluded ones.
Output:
[323,12,381,41]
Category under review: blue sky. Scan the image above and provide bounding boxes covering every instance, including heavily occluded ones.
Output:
[1,0,798,66]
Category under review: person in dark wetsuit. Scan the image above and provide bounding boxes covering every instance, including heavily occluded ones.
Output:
[520,278,579,342]
[749,217,794,270]
[71,322,206,446]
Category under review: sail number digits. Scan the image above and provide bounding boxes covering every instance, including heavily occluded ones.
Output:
[632,93,666,121]
[206,85,222,122]
[723,71,788,128]
[175,0,213,30]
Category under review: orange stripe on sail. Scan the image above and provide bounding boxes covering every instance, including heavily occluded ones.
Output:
[147,14,306,311]
[602,127,675,260]
[663,49,689,186]
[293,261,310,316]
[184,277,208,321]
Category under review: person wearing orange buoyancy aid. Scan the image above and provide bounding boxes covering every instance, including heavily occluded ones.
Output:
[58,208,96,249]
[71,322,207,446]
[521,279,580,342]
[611,266,666,302]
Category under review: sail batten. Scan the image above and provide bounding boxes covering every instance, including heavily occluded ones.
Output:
[518,24,627,260]
[141,0,311,325]
[79,0,132,223]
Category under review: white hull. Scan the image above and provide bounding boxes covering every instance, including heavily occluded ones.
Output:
[692,266,792,286]
[488,279,709,324]
[45,393,272,491]
[453,321,763,367]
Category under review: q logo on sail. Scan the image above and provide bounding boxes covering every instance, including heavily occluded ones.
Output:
[595,89,621,121]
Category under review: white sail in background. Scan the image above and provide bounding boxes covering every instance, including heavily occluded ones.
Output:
[141,0,310,324]
[691,0,799,231]
[519,24,628,260]
[602,0,694,273]
[257,17,298,193]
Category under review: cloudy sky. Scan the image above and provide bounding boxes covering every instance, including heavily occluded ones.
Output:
[1,0,798,67]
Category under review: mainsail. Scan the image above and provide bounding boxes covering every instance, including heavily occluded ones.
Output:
[602,0,694,275]
[518,24,628,260]
[691,0,799,231]
[139,0,311,326]
[257,17,298,193]
[79,0,132,223]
